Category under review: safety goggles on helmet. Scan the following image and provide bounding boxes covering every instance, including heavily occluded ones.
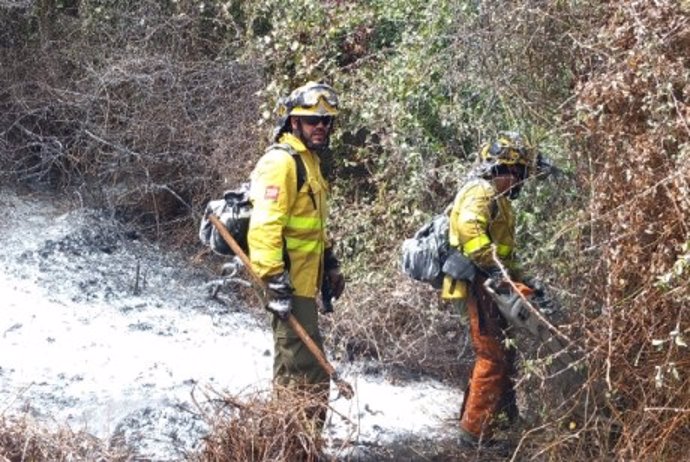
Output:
[286,82,338,115]
[273,81,339,141]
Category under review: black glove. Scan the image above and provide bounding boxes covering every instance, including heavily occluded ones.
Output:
[265,271,293,320]
[323,247,344,298]
[522,276,545,296]
[320,268,345,314]
[485,266,503,282]
[326,268,345,299]
[484,266,508,293]
[522,277,557,314]
[323,247,340,272]
[321,276,334,314]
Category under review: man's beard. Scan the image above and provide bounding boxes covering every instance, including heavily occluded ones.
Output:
[295,125,330,153]
[307,136,330,152]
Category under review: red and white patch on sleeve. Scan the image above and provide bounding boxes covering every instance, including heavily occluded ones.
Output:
[264,185,280,201]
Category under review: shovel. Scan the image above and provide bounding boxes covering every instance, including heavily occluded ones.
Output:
[207,214,354,399]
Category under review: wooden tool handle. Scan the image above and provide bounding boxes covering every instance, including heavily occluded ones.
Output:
[208,213,354,399]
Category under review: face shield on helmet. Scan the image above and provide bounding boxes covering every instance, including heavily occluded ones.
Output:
[273,82,339,141]
[480,131,533,167]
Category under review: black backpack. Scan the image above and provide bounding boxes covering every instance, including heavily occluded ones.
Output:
[199,144,306,256]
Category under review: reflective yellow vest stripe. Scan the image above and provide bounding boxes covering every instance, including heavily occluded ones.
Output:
[287,215,323,229]
[496,243,513,258]
[463,233,491,255]
[462,235,513,258]
[285,236,322,253]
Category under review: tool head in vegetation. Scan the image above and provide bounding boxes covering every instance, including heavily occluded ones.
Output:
[273,81,339,148]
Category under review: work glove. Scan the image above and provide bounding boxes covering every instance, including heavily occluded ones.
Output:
[485,266,504,285]
[325,268,345,300]
[323,247,340,272]
[522,275,545,296]
[265,271,293,320]
[320,268,345,314]
[522,276,557,315]
[323,247,345,299]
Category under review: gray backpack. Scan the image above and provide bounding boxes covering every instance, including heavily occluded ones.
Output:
[401,213,476,288]
[401,214,450,288]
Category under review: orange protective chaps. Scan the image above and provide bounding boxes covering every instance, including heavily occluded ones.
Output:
[459,278,517,438]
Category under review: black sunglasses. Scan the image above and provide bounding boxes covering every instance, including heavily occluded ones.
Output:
[301,115,334,127]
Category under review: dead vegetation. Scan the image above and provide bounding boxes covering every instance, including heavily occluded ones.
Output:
[499,1,690,459]
[191,387,333,462]
[324,276,474,385]
[555,1,690,459]
[0,1,264,243]
[0,415,131,461]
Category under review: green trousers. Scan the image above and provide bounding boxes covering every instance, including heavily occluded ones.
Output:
[272,296,330,429]
[272,296,329,386]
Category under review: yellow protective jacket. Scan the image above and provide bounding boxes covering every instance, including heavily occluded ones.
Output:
[248,133,329,298]
[442,178,517,299]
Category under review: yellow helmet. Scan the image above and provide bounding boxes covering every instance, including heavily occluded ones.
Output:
[273,81,339,140]
[479,131,535,168]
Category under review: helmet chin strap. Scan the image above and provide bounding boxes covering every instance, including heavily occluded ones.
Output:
[508,184,523,199]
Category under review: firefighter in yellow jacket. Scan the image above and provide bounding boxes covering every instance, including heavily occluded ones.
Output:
[247,82,345,426]
[442,132,537,445]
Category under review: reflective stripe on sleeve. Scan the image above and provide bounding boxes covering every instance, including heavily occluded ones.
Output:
[463,234,491,255]
[496,243,513,258]
[249,247,284,263]
[286,227,323,241]
[287,215,322,229]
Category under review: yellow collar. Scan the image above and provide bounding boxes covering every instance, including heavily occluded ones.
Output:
[279,133,308,153]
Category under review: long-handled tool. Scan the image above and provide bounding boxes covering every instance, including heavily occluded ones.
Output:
[207,214,354,399]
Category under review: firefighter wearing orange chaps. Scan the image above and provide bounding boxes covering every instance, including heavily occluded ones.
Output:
[459,276,518,439]
[442,131,542,440]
